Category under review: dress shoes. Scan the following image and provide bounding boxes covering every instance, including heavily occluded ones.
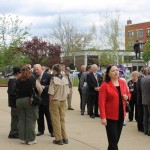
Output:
[138,129,144,132]
[95,114,100,117]
[50,133,55,137]
[8,133,19,139]
[90,115,95,118]
[36,132,44,136]
[81,112,84,115]
[68,107,74,110]
[53,140,63,145]
[129,119,133,122]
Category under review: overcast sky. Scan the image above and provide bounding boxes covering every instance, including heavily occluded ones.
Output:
[0,0,150,37]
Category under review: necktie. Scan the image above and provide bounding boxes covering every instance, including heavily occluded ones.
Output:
[95,73,99,87]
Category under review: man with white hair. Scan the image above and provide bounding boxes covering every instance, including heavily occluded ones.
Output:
[87,64,102,118]
[34,64,54,137]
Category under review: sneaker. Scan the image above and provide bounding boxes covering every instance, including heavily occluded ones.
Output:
[53,140,63,145]
[27,140,37,145]
[63,139,69,144]
[20,140,27,144]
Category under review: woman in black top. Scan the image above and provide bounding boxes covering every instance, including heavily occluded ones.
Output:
[16,66,38,145]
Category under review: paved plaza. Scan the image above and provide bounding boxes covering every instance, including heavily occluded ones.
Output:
[0,87,150,150]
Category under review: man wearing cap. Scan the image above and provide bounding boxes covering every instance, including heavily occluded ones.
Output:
[49,64,70,145]
[64,67,74,110]
[7,67,21,139]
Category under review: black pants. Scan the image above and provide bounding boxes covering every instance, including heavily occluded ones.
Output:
[129,98,137,121]
[143,105,150,135]
[88,94,98,116]
[137,104,144,131]
[106,119,124,150]
[78,89,82,111]
[37,104,53,134]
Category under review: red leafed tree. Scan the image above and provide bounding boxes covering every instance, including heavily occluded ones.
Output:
[17,36,61,66]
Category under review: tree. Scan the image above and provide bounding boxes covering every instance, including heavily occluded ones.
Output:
[142,37,150,65]
[93,11,124,65]
[0,15,31,68]
[53,16,94,66]
[17,36,61,66]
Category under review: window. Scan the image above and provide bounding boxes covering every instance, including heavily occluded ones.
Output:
[128,42,134,48]
[137,29,143,37]
[147,28,150,37]
[128,31,134,38]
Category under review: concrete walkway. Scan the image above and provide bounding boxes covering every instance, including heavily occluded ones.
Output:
[0,87,149,150]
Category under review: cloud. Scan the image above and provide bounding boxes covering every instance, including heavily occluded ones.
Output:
[0,0,150,37]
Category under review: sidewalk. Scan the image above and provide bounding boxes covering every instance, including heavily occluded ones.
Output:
[0,87,149,150]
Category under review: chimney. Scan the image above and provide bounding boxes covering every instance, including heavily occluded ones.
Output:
[127,19,132,25]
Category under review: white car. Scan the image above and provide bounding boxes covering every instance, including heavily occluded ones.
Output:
[70,70,79,77]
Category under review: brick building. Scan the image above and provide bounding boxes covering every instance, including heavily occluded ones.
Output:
[125,20,150,51]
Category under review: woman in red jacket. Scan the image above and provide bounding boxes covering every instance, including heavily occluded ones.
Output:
[98,65,130,150]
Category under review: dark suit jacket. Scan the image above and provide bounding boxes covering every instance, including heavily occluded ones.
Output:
[86,72,102,95]
[7,76,17,107]
[40,72,52,105]
[78,72,82,91]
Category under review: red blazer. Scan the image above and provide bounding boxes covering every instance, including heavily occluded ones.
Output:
[98,78,131,120]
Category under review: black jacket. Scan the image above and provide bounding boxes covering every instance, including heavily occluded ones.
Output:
[86,72,102,95]
[40,72,52,105]
[7,76,17,108]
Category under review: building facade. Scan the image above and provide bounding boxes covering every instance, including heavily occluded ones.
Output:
[125,20,150,51]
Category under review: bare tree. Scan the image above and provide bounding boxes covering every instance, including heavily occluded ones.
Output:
[94,11,124,65]
[53,16,94,65]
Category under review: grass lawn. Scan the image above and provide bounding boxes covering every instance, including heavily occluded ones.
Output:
[0,77,8,86]
[73,77,79,87]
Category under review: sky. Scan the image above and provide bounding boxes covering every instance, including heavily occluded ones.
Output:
[0,0,150,37]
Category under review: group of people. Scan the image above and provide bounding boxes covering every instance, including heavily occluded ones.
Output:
[7,63,74,145]
[127,67,150,137]
[7,62,150,149]
[78,64,130,150]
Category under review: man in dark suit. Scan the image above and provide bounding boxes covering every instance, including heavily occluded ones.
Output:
[137,68,147,132]
[34,64,54,137]
[78,65,86,111]
[141,67,150,136]
[87,64,102,118]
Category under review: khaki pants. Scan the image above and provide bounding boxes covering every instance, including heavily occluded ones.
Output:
[67,88,73,108]
[16,97,38,142]
[50,100,67,141]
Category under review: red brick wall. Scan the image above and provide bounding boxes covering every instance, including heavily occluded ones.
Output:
[125,22,150,51]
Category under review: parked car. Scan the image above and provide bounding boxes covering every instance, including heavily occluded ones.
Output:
[4,72,13,78]
[70,70,79,77]
[97,70,102,75]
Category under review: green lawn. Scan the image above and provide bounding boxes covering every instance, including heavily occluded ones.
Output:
[0,77,8,83]
[73,77,79,87]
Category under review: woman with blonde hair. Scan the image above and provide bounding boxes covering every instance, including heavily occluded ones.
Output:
[127,71,139,122]
[16,65,38,145]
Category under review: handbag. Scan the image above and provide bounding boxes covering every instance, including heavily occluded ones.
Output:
[126,101,131,113]
[30,81,42,106]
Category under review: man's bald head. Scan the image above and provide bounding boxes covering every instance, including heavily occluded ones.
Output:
[81,65,86,72]
[34,64,43,75]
